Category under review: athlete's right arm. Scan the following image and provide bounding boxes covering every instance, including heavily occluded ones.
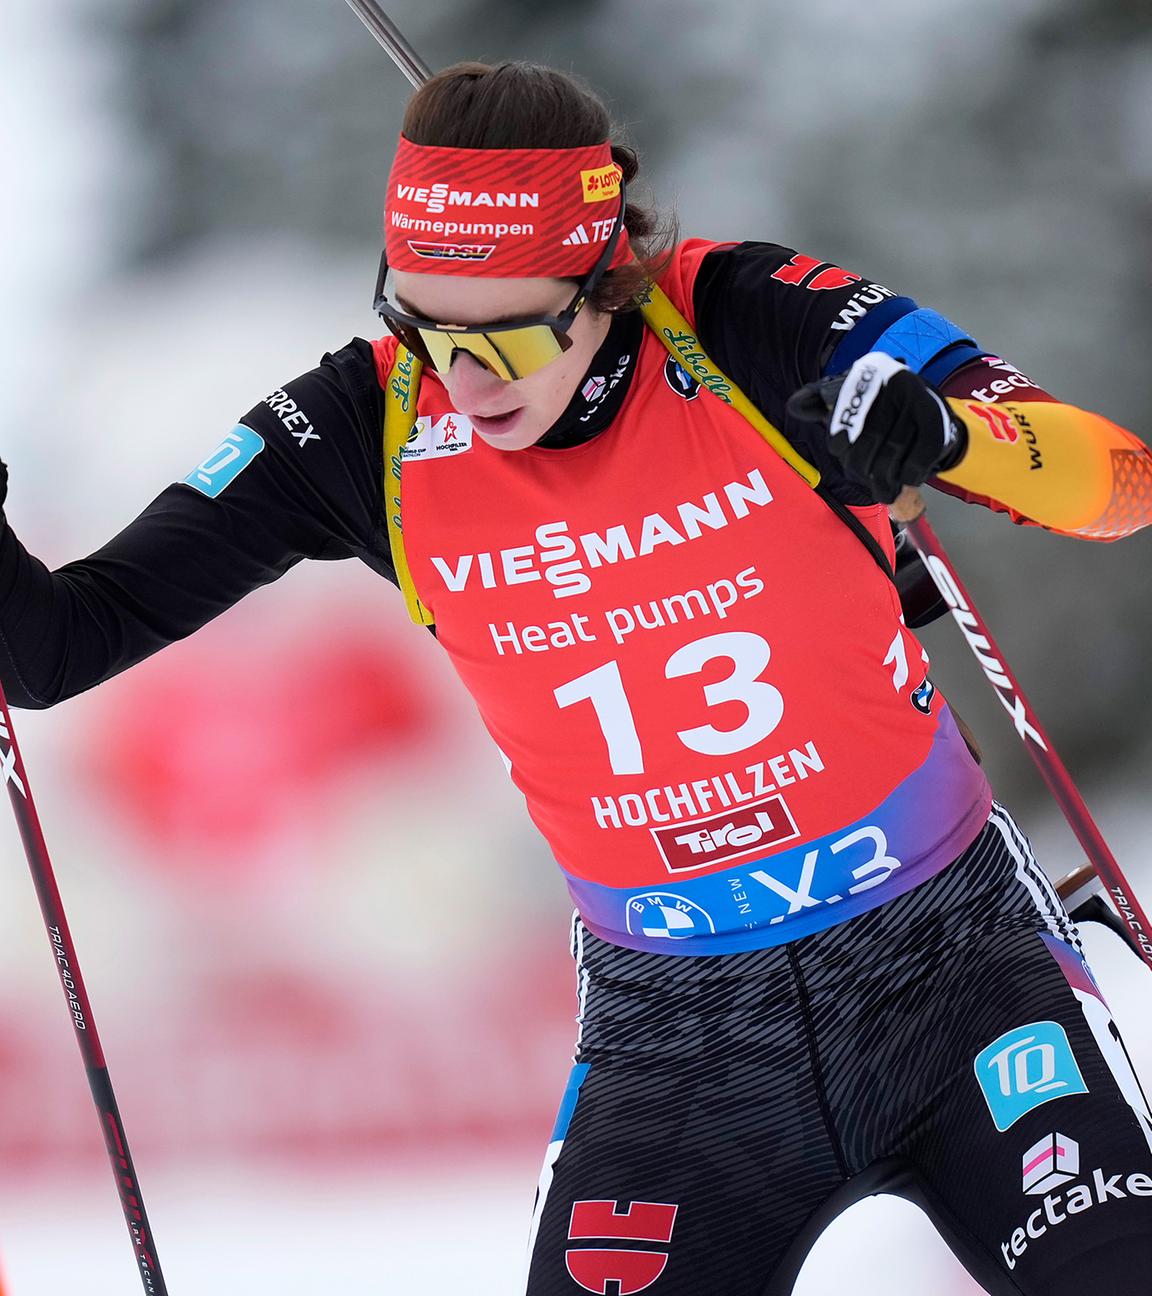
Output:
[0,340,392,709]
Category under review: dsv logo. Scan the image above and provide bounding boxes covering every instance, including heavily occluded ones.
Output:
[565,1199,679,1294]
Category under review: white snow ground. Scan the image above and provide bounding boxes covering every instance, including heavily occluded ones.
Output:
[0,923,1145,1296]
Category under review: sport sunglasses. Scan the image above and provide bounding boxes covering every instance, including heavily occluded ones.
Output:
[373,186,626,382]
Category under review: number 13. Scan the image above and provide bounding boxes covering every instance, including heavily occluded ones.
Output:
[553,631,785,776]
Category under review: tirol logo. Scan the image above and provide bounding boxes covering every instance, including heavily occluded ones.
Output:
[400,413,474,461]
[0,712,27,800]
[663,355,700,401]
[652,793,799,873]
[407,240,494,262]
[566,1199,678,1295]
[1023,1132,1079,1195]
[974,1022,1088,1132]
[625,893,715,941]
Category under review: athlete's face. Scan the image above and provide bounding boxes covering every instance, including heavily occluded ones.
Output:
[390,271,612,451]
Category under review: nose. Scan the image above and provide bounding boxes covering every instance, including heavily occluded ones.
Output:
[442,349,510,409]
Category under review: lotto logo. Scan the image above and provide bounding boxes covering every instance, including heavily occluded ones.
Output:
[651,793,799,873]
[1022,1132,1080,1195]
[566,1200,678,1295]
[580,164,623,204]
[974,1022,1088,1132]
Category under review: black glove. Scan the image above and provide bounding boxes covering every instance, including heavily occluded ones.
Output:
[786,352,967,503]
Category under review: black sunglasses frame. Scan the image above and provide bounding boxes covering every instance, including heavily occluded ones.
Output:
[373,183,628,346]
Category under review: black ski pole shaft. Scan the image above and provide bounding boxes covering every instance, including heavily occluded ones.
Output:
[0,685,168,1294]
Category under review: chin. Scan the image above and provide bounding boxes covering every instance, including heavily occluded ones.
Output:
[473,419,550,452]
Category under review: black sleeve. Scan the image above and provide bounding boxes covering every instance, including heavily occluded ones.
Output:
[692,241,922,505]
[0,339,394,709]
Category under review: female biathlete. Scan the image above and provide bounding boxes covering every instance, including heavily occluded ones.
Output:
[3,62,1151,1296]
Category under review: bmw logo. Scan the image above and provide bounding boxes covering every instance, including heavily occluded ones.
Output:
[625,892,715,940]
[663,355,700,401]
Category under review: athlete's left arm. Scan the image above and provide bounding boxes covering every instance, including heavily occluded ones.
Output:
[928,360,1152,541]
[692,241,1151,539]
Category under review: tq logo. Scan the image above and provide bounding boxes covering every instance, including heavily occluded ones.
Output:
[565,1199,678,1295]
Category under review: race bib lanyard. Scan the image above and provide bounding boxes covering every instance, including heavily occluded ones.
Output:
[381,280,894,629]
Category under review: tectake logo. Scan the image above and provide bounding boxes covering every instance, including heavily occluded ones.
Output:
[1000,1135,1152,1273]
[400,413,474,461]
[651,793,799,873]
[973,1021,1088,1132]
[1022,1132,1079,1195]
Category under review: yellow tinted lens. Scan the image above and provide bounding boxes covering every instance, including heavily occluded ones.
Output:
[416,325,567,381]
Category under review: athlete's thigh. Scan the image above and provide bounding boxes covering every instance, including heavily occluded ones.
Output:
[905,833,1152,1292]
[523,1050,845,1296]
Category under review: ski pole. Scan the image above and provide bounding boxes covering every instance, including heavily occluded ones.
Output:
[0,685,168,1294]
[893,488,1152,971]
[345,0,430,87]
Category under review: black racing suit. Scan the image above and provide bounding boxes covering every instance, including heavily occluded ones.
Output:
[1,243,1149,1294]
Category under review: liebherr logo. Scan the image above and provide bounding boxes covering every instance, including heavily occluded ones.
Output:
[430,468,774,600]
[0,713,27,799]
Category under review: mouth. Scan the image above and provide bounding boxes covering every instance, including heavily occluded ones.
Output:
[470,407,525,436]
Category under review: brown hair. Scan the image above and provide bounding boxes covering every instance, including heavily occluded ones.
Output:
[401,61,676,313]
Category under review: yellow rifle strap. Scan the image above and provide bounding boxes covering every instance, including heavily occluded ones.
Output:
[637,282,821,488]
[382,347,435,626]
[381,281,822,628]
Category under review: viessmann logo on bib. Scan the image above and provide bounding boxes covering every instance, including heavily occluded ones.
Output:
[429,468,774,599]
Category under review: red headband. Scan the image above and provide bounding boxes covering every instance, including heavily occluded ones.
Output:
[384,134,632,277]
